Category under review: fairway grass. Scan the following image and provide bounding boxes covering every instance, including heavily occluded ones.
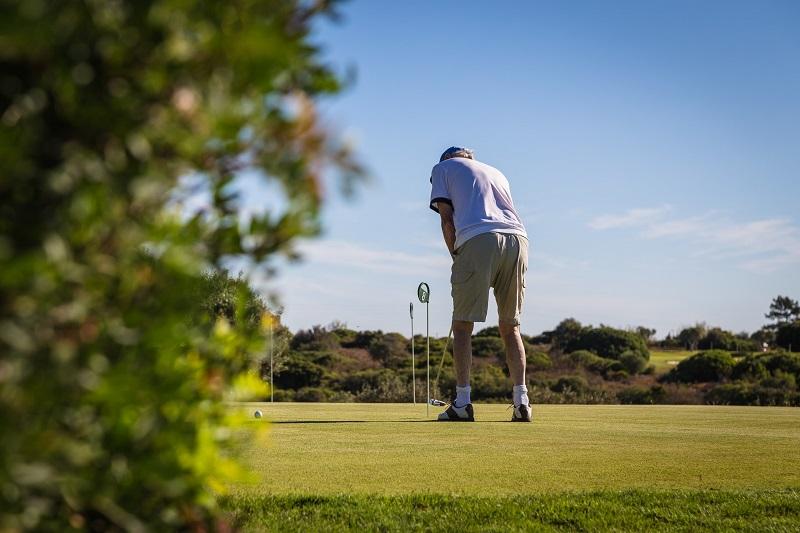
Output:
[649,349,694,372]
[232,403,800,495]
[225,490,800,532]
[227,403,800,530]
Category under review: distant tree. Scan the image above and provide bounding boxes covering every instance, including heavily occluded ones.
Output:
[751,327,776,347]
[551,318,584,350]
[291,325,340,351]
[698,327,735,351]
[765,296,800,329]
[776,322,800,353]
[677,323,707,350]
[635,326,657,344]
[565,326,649,361]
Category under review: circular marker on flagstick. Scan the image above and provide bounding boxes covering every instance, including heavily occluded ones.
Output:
[417,282,430,303]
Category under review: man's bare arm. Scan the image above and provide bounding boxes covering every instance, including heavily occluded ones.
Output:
[437,202,457,257]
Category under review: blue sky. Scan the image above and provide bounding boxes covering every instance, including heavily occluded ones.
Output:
[243,0,800,338]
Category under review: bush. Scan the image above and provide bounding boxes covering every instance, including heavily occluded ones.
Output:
[617,385,666,405]
[565,326,649,361]
[706,383,800,406]
[551,375,590,394]
[733,352,800,382]
[550,318,584,349]
[664,350,735,383]
[619,351,648,374]
[527,350,552,370]
[291,325,341,352]
[274,358,325,389]
[355,374,412,403]
[295,387,356,403]
[567,350,623,376]
[0,1,361,527]
[272,389,296,402]
[475,326,501,338]
[472,336,505,359]
[368,332,409,368]
[472,366,512,401]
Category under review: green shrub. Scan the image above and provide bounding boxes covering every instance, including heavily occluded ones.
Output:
[474,326,501,337]
[705,383,800,406]
[665,350,735,383]
[567,350,623,376]
[472,366,511,401]
[0,1,361,527]
[355,374,411,403]
[619,350,647,374]
[291,325,341,352]
[472,336,505,359]
[527,350,552,370]
[273,358,325,389]
[732,352,800,382]
[368,332,410,368]
[550,318,584,349]
[551,375,590,394]
[617,385,666,405]
[294,387,356,403]
[272,389,296,402]
[565,326,649,361]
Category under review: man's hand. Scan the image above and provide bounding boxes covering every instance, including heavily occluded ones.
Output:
[437,202,457,258]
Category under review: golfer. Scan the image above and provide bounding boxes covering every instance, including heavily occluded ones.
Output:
[429,146,531,422]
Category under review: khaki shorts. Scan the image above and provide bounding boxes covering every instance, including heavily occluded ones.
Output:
[451,232,528,325]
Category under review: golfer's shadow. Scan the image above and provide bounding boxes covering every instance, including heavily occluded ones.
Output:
[271,419,435,425]
[271,419,509,424]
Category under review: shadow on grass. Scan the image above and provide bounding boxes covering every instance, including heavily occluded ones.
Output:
[271,420,513,425]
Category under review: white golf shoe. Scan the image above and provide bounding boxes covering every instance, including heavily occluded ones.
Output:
[437,402,475,422]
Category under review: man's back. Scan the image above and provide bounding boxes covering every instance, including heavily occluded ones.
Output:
[429,157,526,250]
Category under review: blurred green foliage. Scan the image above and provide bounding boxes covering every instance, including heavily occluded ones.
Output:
[0,0,361,529]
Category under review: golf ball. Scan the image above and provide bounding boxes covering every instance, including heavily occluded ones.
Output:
[254,410,262,419]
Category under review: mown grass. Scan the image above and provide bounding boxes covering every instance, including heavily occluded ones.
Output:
[224,489,800,532]
[649,350,694,372]
[227,403,800,530]
[232,403,800,495]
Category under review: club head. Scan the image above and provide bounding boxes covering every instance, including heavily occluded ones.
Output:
[429,399,446,406]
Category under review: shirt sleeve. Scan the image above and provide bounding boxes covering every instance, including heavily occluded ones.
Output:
[429,164,452,213]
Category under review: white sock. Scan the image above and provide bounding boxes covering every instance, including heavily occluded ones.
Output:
[513,385,529,406]
[455,385,471,407]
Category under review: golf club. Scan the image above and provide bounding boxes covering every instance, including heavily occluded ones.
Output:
[430,325,453,406]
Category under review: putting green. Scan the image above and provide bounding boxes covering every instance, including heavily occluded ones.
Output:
[232,403,800,496]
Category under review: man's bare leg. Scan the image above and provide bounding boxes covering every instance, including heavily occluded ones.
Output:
[452,320,473,386]
[452,320,473,406]
[499,320,527,396]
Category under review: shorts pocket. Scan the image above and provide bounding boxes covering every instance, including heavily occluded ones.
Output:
[451,270,474,284]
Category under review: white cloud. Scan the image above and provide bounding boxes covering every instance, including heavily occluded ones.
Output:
[588,205,671,230]
[298,239,451,275]
[590,206,800,273]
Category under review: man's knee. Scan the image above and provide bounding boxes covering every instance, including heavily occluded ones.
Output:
[452,320,474,335]
[498,320,519,339]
